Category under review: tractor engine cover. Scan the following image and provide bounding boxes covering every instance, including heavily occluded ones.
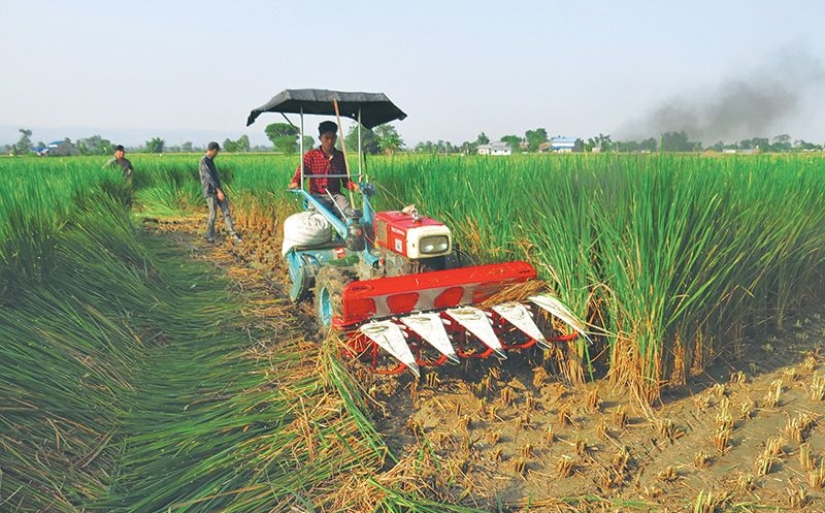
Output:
[374,211,452,259]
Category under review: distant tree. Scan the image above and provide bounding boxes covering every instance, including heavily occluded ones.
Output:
[223,138,238,152]
[374,124,405,155]
[500,135,521,153]
[793,140,823,151]
[265,123,299,154]
[301,136,315,151]
[524,128,548,152]
[738,137,768,151]
[707,141,725,152]
[460,141,477,154]
[640,137,658,152]
[236,135,250,152]
[181,141,194,153]
[12,128,33,155]
[660,131,700,152]
[414,141,436,153]
[77,135,113,155]
[595,133,613,152]
[772,134,792,152]
[435,140,457,154]
[146,137,165,154]
[345,124,381,155]
[476,132,490,145]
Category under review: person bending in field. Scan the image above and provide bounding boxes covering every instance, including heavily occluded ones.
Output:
[288,120,359,218]
[199,141,241,244]
[103,144,135,208]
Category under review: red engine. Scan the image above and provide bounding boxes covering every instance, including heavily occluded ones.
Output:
[374,211,453,259]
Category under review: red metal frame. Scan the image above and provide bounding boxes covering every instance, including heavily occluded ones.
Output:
[332,261,537,328]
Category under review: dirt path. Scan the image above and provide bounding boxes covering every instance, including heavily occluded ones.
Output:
[149,214,825,512]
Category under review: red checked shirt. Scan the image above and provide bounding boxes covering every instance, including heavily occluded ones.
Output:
[292,147,354,195]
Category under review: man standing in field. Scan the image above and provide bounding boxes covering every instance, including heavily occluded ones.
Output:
[104,144,135,180]
[289,120,359,217]
[200,141,242,244]
[104,144,135,208]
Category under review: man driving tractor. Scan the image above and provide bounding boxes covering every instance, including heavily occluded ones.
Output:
[289,120,360,218]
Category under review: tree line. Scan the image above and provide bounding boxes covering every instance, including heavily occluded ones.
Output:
[4,126,823,157]
[413,130,824,154]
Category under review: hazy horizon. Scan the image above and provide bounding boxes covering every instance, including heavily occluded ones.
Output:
[2,1,824,149]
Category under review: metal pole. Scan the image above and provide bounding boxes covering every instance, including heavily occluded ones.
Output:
[332,99,355,209]
[358,108,363,180]
[299,108,304,190]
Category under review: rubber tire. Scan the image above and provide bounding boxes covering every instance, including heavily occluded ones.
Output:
[289,255,313,303]
[314,266,356,335]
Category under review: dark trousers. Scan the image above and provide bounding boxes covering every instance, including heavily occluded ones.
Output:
[206,196,236,239]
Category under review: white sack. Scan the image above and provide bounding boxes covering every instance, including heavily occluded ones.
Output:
[282,211,332,256]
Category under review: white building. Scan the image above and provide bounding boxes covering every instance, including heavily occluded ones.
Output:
[550,136,579,153]
[477,142,512,156]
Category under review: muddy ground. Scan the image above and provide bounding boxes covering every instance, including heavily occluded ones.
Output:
[149,215,825,512]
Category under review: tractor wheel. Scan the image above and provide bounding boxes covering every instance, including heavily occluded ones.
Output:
[288,255,313,303]
[314,266,356,335]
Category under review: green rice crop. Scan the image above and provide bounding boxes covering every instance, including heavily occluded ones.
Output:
[3,151,825,512]
[0,156,479,512]
[365,153,825,397]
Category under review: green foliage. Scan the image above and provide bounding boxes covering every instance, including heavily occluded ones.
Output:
[77,134,114,155]
[12,127,33,155]
[524,127,548,152]
[223,134,250,153]
[345,123,381,154]
[265,122,299,154]
[5,153,825,511]
[499,134,521,152]
[370,153,825,398]
[660,131,701,152]
[374,123,405,155]
[145,136,165,153]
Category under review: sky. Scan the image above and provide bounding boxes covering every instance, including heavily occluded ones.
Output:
[1,0,824,148]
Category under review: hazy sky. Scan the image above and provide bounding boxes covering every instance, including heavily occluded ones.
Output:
[2,0,824,147]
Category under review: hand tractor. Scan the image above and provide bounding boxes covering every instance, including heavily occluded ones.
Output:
[247,89,587,377]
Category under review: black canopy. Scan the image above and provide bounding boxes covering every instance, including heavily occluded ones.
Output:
[246,89,407,129]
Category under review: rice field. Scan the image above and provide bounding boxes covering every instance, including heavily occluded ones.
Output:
[2,152,825,511]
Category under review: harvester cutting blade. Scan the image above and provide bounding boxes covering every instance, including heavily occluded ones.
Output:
[529,294,590,343]
[492,302,549,348]
[445,307,506,359]
[400,313,460,364]
[359,321,420,377]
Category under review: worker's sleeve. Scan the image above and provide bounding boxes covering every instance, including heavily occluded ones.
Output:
[200,159,220,190]
[291,152,311,184]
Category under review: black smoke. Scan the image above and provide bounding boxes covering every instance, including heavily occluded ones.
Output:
[621,47,824,144]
